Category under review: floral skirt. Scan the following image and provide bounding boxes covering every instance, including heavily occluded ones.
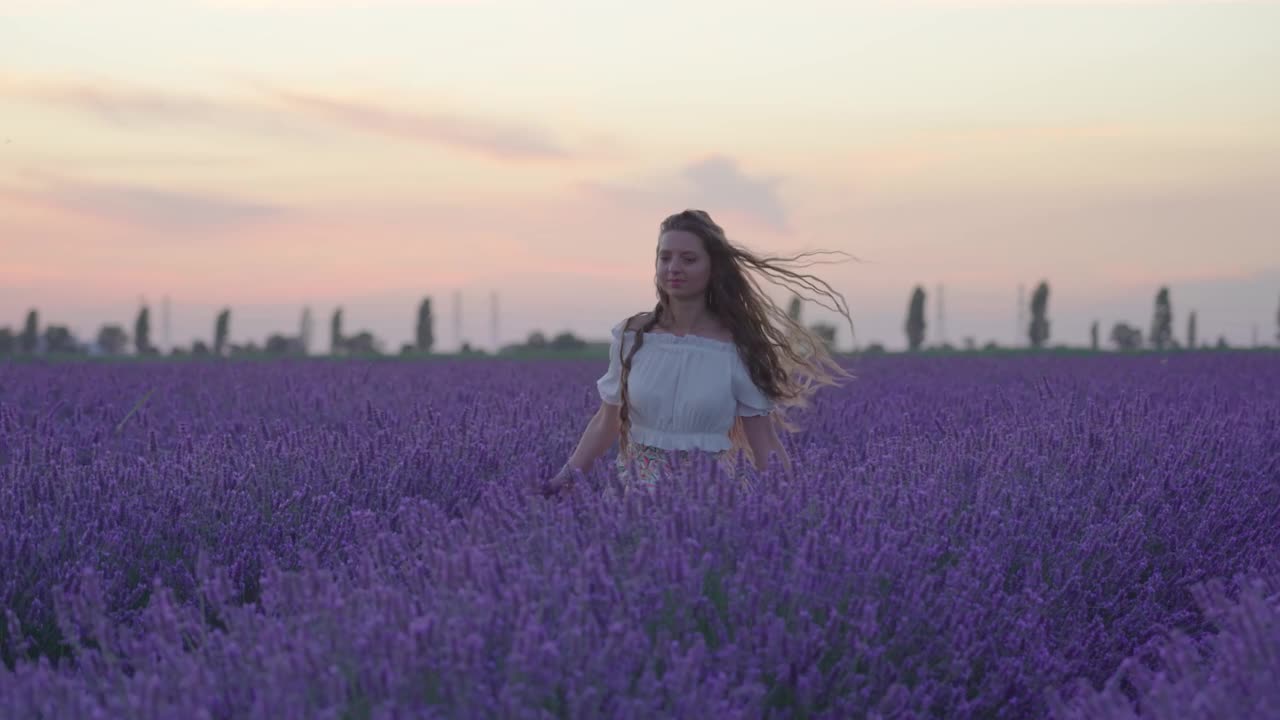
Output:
[615,442,753,494]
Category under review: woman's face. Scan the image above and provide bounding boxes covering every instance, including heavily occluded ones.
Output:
[656,230,711,300]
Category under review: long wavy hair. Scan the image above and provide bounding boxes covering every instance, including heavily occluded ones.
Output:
[617,209,858,468]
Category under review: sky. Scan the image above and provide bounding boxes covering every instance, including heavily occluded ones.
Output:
[2,0,1278,353]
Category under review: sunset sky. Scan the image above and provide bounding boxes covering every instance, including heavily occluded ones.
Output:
[3,0,1278,352]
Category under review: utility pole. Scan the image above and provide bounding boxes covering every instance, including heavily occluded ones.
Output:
[936,283,945,345]
[1017,283,1025,347]
[454,290,463,352]
[300,306,314,355]
[490,291,499,353]
[162,295,170,353]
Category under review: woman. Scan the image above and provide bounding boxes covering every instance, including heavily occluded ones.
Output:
[538,209,855,498]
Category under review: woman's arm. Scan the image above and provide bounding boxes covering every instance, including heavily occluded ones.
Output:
[540,402,621,495]
[741,414,793,480]
[564,401,622,473]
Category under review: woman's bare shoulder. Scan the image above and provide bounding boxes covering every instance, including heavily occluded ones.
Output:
[623,312,654,332]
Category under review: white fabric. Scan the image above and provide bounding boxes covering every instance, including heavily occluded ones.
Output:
[595,320,775,452]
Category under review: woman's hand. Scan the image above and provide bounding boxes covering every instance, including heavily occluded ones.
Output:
[536,464,576,499]
[534,404,619,499]
[741,413,793,481]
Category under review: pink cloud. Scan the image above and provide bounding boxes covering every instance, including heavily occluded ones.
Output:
[580,154,791,234]
[1,71,578,161]
[262,85,571,161]
[3,173,289,234]
[0,73,309,138]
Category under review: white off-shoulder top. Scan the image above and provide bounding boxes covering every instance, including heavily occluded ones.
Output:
[596,320,775,452]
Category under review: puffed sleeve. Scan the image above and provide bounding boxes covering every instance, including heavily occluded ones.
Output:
[596,321,625,405]
[732,355,774,416]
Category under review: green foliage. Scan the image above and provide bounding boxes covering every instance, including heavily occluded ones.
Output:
[809,322,837,352]
[1111,322,1143,351]
[415,298,434,353]
[1029,281,1050,349]
[214,309,231,357]
[1150,286,1174,350]
[135,306,154,355]
[97,325,129,355]
[299,307,314,355]
[20,309,38,354]
[905,286,926,351]
[331,308,343,355]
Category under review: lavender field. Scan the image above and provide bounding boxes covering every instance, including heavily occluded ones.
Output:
[1,352,1277,719]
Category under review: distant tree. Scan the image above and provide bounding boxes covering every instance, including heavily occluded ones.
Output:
[96,324,129,355]
[1275,293,1279,343]
[230,341,261,357]
[1187,311,1197,350]
[1215,335,1229,350]
[1150,286,1173,350]
[44,325,80,354]
[809,322,837,353]
[191,340,211,356]
[416,298,435,353]
[1090,321,1099,351]
[214,308,230,357]
[134,306,155,355]
[982,340,1001,351]
[905,286,926,351]
[300,307,314,355]
[1110,322,1143,351]
[1028,280,1050,349]
[863,342,886,355]
[20,310,38,354]
[0,327,14,355]
[787,295,802,323]
[963,336,976,351]
[526,331,547,349]
[330,308,344,355]
[344,330,379,356]
[550,331,586,351]
[265,333,305,355]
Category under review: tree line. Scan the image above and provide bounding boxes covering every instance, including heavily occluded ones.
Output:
[2,287,1277,358]
[0,297,595,359]
[896,282,1274,353]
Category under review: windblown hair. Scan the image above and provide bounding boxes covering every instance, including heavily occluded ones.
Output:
[617,209,857,468]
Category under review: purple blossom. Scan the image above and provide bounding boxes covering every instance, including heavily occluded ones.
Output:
[0,352,1276,718]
